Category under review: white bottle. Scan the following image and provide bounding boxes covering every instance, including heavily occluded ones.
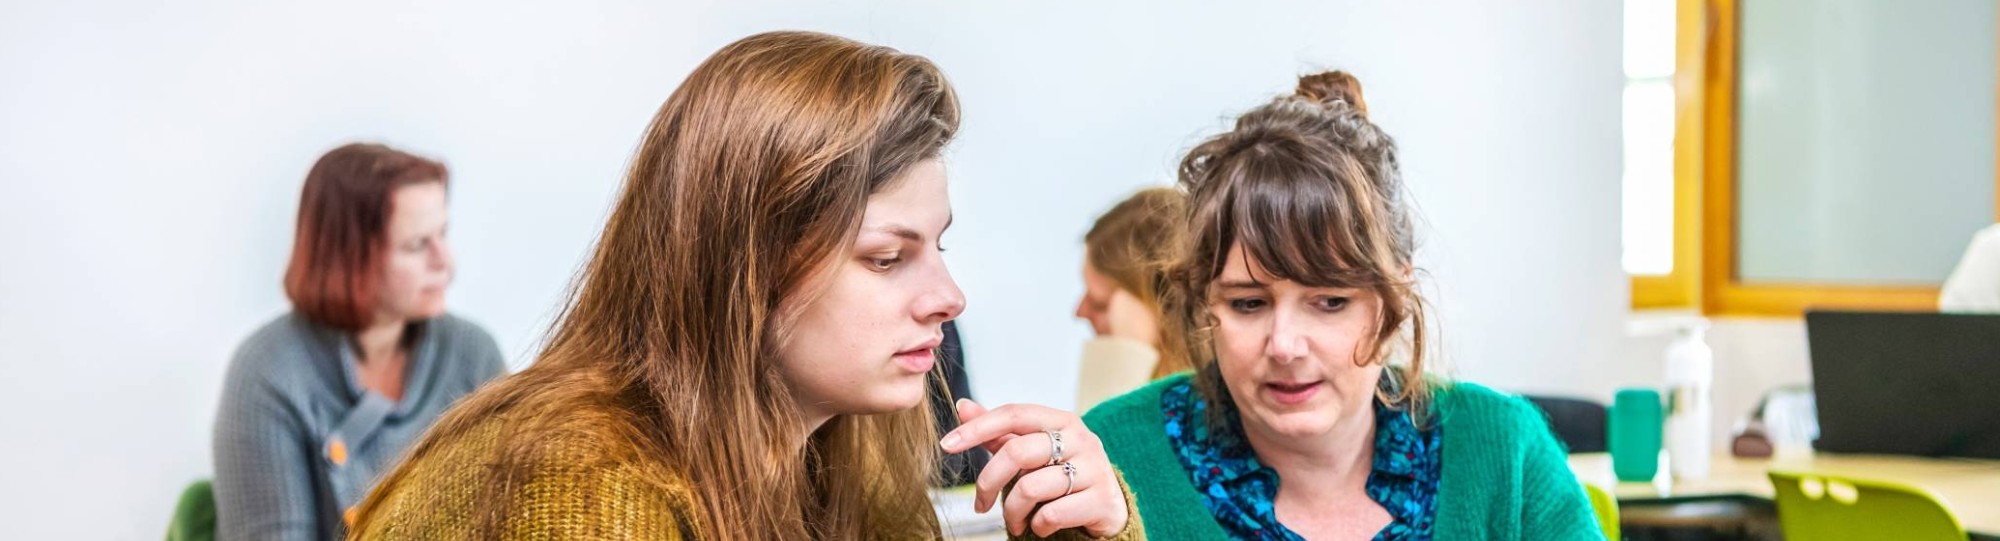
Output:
[1664,319,1714,479]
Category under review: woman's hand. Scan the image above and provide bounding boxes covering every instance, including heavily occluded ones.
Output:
[940,399,1130,538]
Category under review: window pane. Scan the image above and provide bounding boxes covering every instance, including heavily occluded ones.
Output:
[1737,0,1997,285]
[1624,0,1676,79]
[1623,81,1676,276]
[1616,81,1680,276]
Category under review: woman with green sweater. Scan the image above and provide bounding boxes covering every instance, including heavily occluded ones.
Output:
[1082,71,1603,540]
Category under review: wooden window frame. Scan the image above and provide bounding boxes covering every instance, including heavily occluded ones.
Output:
[1630,0,1708,310]
[1635,0,2000,316]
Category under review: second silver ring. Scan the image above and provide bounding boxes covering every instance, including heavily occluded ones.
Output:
[1060,461,1079,496]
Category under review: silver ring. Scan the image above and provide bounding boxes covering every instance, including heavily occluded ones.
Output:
[1061,462,1079,496]
[1044,430,1066,466]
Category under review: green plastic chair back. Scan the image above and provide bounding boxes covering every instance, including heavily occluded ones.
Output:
[1767,471,1964,541]
[165,479,216,541]
[1583,481,1620,540]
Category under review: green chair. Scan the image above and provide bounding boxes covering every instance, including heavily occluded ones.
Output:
[165,480,216,541]
[1767,471,1964,541]
[1583,481,1620,540]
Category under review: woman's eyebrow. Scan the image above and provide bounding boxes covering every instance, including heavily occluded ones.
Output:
[1215,279,1267,290]
[868,224,925,243]
[866,215,952,244]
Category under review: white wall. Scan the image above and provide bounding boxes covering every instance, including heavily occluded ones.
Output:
[0,1,1624,538]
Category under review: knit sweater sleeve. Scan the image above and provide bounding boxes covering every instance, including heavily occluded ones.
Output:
[1511,397,1607,541]
[349,416,698,540]
[492,458,695,540]
[212,328,323,541]
[1081,375,1229,540]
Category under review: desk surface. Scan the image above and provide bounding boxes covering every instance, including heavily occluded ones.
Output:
[945,452,2000,539]
[1569,452,2000,535]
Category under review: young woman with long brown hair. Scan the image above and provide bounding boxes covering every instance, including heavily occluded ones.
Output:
[348,31,1138,540]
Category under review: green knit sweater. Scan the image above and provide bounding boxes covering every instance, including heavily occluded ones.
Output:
[1082,374,1603,540]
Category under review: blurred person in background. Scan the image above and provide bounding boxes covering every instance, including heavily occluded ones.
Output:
[1941,223,2000,312]
[1073,187,1189,410]
[212,142,506,541]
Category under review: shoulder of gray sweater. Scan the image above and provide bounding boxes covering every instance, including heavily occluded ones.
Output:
[429,313,497,350]
[428,312,507,374]
[223,313,331,387]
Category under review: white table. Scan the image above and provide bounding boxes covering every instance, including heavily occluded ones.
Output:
[1569,451,2000,536]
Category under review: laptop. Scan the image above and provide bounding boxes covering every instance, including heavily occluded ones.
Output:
[1804,310,2000,459]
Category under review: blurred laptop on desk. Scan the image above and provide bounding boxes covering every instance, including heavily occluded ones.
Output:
[1805,310,2000,460]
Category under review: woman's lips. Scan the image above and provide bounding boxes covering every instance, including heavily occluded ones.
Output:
[1264,380,1323,405]
[893,348,935,373]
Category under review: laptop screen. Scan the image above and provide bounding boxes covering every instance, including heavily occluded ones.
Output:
[1805,310,2000,459]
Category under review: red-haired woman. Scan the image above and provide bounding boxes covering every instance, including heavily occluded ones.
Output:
[211,142,506,541]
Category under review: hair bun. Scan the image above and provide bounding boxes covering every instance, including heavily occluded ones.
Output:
[1295,71,1367,117]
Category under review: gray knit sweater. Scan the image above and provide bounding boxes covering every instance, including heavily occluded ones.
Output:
[211,312,506,541]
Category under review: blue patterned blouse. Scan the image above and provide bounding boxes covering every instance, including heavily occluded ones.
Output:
[1160,377,1443,540]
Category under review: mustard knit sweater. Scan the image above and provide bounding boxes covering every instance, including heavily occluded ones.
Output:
[347,394,1142,540]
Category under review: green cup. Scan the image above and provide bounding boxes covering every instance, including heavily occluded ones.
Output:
[1609,388,1663,482]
